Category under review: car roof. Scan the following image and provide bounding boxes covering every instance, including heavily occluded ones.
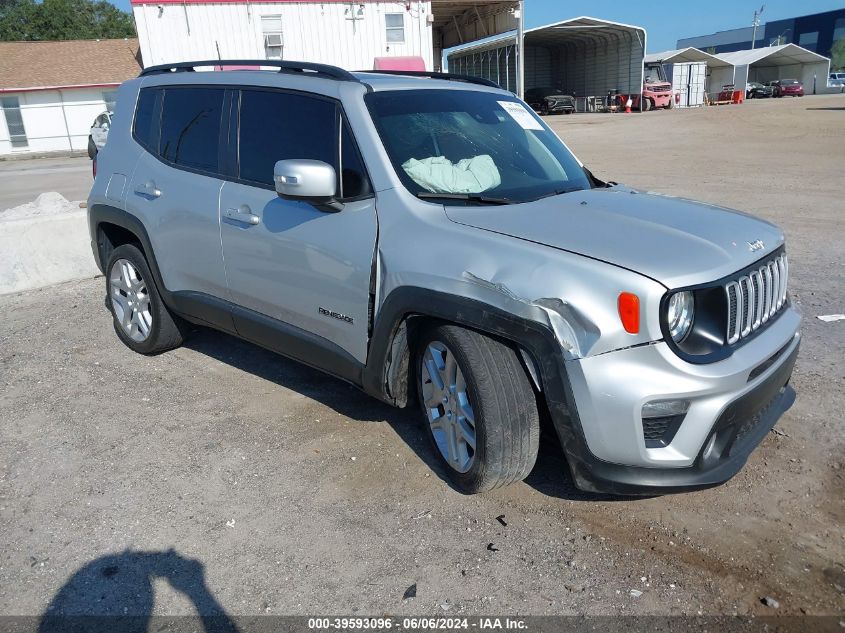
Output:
[136,62,511,98]
[351,71,509,95]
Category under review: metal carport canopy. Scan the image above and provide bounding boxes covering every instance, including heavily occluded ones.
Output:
[715,43,831,91]
[715,43,830,67]
[447,16,646,98]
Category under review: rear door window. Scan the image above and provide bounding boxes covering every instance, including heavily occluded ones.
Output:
[159,87,225,173]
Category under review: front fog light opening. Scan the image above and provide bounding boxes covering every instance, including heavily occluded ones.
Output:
[641,399,690,448]
[667,291,694,343]
[642,399,690,418]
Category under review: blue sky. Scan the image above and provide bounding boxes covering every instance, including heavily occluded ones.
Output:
[108,0,844,53]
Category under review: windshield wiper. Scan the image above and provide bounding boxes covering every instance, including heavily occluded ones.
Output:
[417,192,512,205]
[528,186,583,202]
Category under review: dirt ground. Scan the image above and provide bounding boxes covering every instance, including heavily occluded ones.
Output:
[1,94,843,621]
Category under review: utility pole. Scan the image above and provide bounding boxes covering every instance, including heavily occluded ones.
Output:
[751,4,765,50]
[516,0,525,99]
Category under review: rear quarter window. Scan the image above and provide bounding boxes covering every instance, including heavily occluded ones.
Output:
[133,88,158,151]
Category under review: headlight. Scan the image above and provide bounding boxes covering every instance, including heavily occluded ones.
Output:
[666,291,694,342]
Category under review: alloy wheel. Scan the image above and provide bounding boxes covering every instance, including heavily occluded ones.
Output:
[420,341,477,473]
[109,258,152,342]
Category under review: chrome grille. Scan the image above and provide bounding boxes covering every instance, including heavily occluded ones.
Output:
[725,254,788,345]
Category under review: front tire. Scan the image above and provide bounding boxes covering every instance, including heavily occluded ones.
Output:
[641,97,652,112]
[416,325,540,494]
[106,244,187,355]
[87,136,97,160]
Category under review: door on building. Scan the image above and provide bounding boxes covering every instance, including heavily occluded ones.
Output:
[218,87,377,364]
[672,62,707,107]
[1,96,28,149]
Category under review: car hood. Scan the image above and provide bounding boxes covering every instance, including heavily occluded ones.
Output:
[444,186,785,289]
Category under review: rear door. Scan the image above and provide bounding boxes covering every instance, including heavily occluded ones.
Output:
[125,85,230,312]
[219,88,377,363]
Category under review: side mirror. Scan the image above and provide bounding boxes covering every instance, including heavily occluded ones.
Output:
[274,159,342,212]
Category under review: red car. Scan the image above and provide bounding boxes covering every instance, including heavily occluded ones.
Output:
[770,79,804,97]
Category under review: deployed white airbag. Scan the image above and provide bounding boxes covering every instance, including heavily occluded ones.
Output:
[402,155,501,194]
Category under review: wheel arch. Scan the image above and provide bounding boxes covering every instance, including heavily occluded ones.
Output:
[89,204,164,290]
[363,287,562,410]
[362,286,606,490]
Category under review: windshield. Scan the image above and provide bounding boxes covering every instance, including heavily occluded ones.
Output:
[365,89,591,204]
[643,66,665,84]
[781,79,799,85]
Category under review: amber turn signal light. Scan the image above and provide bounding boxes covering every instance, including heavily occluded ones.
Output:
[618,292,640,334]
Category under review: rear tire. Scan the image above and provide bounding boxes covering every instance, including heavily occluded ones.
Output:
[106,243,187,355]
[416,324,540,494]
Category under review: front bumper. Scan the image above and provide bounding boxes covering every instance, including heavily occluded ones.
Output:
[552,306,800,494]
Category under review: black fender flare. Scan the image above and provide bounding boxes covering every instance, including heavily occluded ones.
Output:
[361,287,594,474]
[88,203,234,332]
[89,203,162,283]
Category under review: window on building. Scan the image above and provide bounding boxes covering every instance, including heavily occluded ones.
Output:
[102,90,118,113]
[133,88,159,151]
[385,13,405,43]
[159,87,225,173]
[238,89,337,187]
[833,18,845,43]
[1,96,28,149]
[261,15,284,59]
[798,31,819,50]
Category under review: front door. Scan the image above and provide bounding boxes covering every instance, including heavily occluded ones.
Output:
[219,88,377,364]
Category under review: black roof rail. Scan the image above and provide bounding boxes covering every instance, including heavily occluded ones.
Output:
[140,60,358,81]
[357,70,502,89]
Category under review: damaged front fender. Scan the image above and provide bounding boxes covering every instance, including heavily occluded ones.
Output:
[462,271,602,359]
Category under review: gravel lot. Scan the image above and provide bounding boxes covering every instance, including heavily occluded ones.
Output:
[1,94,843,621]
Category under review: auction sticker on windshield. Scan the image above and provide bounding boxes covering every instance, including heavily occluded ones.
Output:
[498,101,544,130]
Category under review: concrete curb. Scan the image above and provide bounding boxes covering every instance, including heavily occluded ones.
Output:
[0,150,89,162]
[0,210,101,296]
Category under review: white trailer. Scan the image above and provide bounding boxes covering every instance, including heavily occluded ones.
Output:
[132,0,519,72]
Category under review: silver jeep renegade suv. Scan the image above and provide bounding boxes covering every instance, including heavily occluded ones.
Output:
[88,60,800,495]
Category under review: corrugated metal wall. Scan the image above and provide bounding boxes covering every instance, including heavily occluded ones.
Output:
[134,1,434,70]
[447,43,518,92]
[447,28,645,98]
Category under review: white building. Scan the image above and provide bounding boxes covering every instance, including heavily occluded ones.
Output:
[0,39,142,155]
[131,0,519,71]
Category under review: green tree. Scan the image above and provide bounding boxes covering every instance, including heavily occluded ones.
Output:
[831,37,845,71]
[0,0,135,41]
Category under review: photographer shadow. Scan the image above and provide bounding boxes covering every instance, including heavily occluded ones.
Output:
[39,548,238,633]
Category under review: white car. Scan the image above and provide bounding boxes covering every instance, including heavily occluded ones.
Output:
[87,111,112,159]
[828,72,845,89]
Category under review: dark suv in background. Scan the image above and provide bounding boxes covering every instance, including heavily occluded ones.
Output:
[525,87,576,115]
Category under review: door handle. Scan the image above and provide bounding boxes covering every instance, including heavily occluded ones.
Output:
[134,180,161,198]
[225,205,260,225]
